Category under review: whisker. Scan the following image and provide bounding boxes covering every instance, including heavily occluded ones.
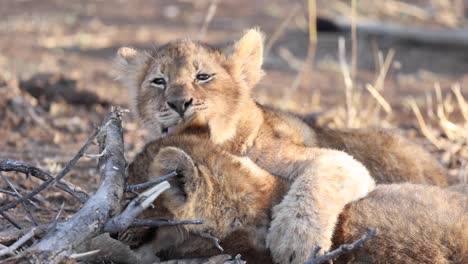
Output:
[144,51,156,60]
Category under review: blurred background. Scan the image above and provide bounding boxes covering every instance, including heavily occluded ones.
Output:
[0,0,467,226]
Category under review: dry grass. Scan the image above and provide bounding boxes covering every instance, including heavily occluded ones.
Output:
[296,0,466,182]
[410,84,468,183]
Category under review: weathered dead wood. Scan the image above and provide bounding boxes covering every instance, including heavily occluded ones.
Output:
[1,175,38,227]
[0,159,89,203]
[0,224,49,245]
[0,218,204,246]
[126,171,178,192]
[131,219,204,228]
[0,212,22,230]
[0,229,35,258]
[4,109,126,263]
[305,228,378,264]
[104,181,170,233]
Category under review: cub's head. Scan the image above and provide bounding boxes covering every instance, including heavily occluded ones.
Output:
[143,139,284,255]
[114,29,264,143]
[151,145,270,238]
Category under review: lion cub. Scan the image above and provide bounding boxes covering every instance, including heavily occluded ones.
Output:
[128,136,467,264]
[115,29,447,187]
[116,29,445,262]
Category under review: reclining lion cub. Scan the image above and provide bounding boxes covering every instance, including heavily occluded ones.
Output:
[116,29,448,262]
[126,136,467,264]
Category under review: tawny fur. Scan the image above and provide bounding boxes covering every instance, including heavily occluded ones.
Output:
[114,29,447,187]
[116,29,376,263]
[127,136,467,264]
[125,135,286,263]
[309,125,447,186]
[115,29,446,262]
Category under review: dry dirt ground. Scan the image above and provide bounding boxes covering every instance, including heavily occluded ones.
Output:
[0,0,467,254]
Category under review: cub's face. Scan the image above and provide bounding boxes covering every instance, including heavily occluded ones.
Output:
[115,29,264,143]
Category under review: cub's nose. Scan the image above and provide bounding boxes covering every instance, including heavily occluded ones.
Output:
[167,97,193,116]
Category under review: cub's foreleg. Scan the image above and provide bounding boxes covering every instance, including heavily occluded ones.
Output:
[266,148,375,264]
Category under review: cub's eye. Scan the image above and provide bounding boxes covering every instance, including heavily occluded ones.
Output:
[195,73,213,82]
[150,78,166,89]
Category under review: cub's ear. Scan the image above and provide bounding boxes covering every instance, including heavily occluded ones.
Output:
[117,47,139,65]
[151,147,199,207]
[113,46,149,113]
[229,28,265,88]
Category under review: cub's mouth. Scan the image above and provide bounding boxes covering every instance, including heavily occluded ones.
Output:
[160,114,198,137]
[161,126,177,137]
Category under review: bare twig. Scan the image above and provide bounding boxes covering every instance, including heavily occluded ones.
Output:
[131,219,204,228]
[52,202,65,222]
[0,211,22,230]
[1,174,38,226]
[0,189,20,198]
[0,159,89,203]
[84,147,108,159]
[126,171,178,192]
[305,229,378,264]
[196,232,224,252]
[54,127,99,183]
[0,225,50,245]
[0,228,35,257]
[104,181,171,233]
[0,219,204,247]
[69,249,100,260]
[0,126,96,213]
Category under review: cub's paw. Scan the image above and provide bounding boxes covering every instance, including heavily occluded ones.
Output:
[266,213,331,264]
[266,183,333,264]
[118,228,150,248]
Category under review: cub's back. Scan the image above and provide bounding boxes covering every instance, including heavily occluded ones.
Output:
[333,184,468,264]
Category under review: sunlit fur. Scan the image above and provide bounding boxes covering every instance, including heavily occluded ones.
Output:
[114,38,251,143]
[126,136,467,264]
[116,30,375,263]
[116,28,447,263]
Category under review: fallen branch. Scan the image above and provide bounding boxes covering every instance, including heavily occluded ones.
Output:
[126,171,177,192]
[0,229,35,257]
[1,175,38,226]
[131,219,204,228]
[305,229,378,264]
[9,108,127,263]
[0,225,49,245]
[0,159,90,203]
[0,219,204,246]
[104,181,171,233]
[0,212,22,230]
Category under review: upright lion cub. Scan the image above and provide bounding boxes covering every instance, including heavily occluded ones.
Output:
[116,30,376,263]
[115,29,447,187]
[127,136,467,264]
